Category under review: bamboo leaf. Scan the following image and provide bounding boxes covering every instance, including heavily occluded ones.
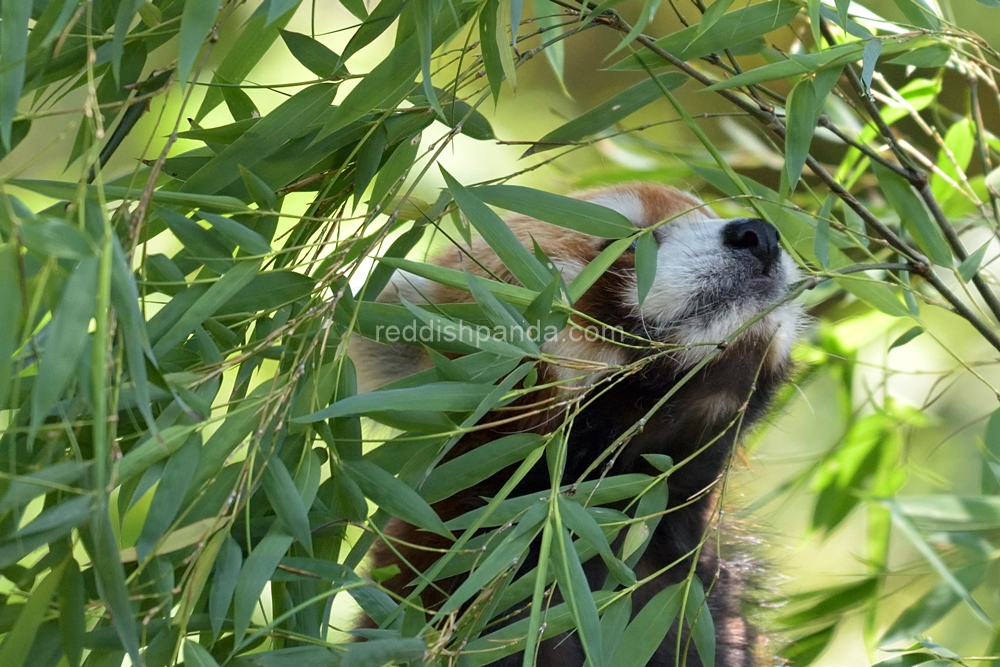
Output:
[59,560,85,667]
[530,73,686,154]
[0,0,30,148]
[0,562,66,667]
[634,232,658,305]
[441,168,553,290]
[183,641,222,667]
[340,638,427,667]
[196,12,293,121]
[209,535,243,639]
[196,211,273,256]
[232,528,295,647]
[178,0,222,89]
[422,433,544,503]
[30,257,98,441]
[871,161,953,266]
[0,244,22,410]
[280,29,347,78]
[472,184,636,237]
[151,259,261,357]
[610,0,801,70]
[117,425,199,485]
[552,524,604,667]
[295,381,497,421]
[610,584,683,667]
[262,455,314,555]
[342,459,454,538]
[185,84,338,194]
[835,277,911,318]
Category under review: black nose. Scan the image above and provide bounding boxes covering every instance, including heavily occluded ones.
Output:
[722,218,781,273]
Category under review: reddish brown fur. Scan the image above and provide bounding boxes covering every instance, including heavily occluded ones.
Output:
[354,183,794,667]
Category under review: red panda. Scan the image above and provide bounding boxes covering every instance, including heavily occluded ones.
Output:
[351,182,800,666]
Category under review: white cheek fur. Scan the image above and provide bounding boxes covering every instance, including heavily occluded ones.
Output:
[625,217,802,367]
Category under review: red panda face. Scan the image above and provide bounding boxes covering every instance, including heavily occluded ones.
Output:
[579,184,799,362]
[357,182,800,391]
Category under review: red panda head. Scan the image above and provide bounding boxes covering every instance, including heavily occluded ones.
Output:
[356,182,800,392]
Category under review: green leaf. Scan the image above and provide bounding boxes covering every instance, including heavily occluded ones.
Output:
[779,623,837,665]
[889,326,924,350]
[894,495,1000,531]
[871,161,953,266]
[19,217,93,259]
[354,123,388,210]
[185,84,338,194]
[559,497,635,586]
[568,236,635,302]
[85,513,141,665]
[59,560,85,667]
[196,12,293,122]
[342,458,454,538]
[610,0,663,56]
[706,42,864,91]
[196,211,273,256]
[0,244,22,410]
[315,38,419,141]
[151,259,261,356]
[376,257,538,306]
[368,135,421,215]
[889,0,940,30]
[889,504,991,623]
[30,256,98,440]
[494,0,518,92]
[480,0,505,102]
[340,638,427,667]
[0,0,30,148]
[880,563,985,645]
[553,524,604,666]
[888,45,951,67]
[111,1,145,83]
[447,474,653,530]
[341,0,406,62]
[232,528,295,646]
[435,504,546,617]
[219,76,259,121]
[530,73,687,154]
[136,435,201,561]
[0,463,90,515]
[183,641,221,667]
[861,39,882,94]
[266,0,303,26]
[9,179,251,212]
[178,0,222,89]
[684,578,716,667]
[209,535,243,639]
[280,29,347,78]
[422,433,544,503]
[599,595,632,665]
[295,381,498,422]
[472,184,636,237]
[0,562,66,667]
[696,0,735,38]
[835,277,911,318]
[441,168,553,290]
[610,0,801,70]
[262,456,314,554]
[117,425,199,485]
[784,67,842,191]
[634,232,658,305]
[609,584,683,667]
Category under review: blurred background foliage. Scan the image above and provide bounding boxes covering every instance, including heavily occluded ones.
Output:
[3,0,1000,665]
